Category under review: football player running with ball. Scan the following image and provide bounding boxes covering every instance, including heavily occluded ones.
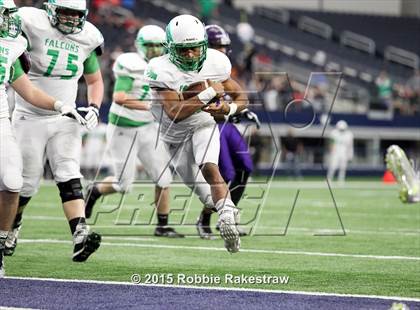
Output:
[85,25,184,238]
[196,24,260,239]
[7,0,104,262]
[0,0,86,276]
[145,15,249,253]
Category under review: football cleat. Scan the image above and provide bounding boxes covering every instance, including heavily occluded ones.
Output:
[85,184,102,219]
[72,223,101,262]
[196,217,216,240]
[215,223,248,237]
[4,225,22,256]
[154,226,185,238]
[217,206,240,253]
[385,145,420,203]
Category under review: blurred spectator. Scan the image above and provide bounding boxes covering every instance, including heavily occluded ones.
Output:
[375,70,393,109]
[281,129,303,179]
[197,0,219,25]
[406,70,420,114]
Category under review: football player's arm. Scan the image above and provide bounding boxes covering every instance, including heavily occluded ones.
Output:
[11,59,58,110]
[112,76,150,110]
[83,52,104,108]
[204,78,248,116]
[155,88,205,122]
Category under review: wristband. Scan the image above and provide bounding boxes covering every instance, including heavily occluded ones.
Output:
[53,100,64,112]
[228,102,238,116]
[197,87,217,105]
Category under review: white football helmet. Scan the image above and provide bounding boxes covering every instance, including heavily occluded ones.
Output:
[135,25,166,61]
[45,0,88,34]
[336,120,348,131]
[165,14,207,71]
[0,0,20,38]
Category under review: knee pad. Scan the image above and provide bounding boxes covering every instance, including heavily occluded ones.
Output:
[57,178,84,203]
[156,170,173,189]
[2,174,23,193]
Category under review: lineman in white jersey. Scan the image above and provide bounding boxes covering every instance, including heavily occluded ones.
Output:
[327,120,354,183]
[7,0,104,262]
[85,25,183,237]
[145,15,249,253]
[0,0,85,276]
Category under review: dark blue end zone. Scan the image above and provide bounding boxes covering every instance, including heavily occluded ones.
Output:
[0,278,418,310]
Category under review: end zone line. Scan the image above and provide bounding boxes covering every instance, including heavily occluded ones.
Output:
[18,239,420,261]
[4,276,420,303]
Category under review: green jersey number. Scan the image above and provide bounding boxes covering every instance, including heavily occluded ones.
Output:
[0,56,7,84]
[43,48,78,79]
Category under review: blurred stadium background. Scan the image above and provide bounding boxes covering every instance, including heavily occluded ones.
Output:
[4,1,420,308]
[16,0,420,179]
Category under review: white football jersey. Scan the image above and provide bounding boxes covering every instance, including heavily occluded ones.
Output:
[330,129,353,156]
[0,35,27,119]
[14,7,104,117]
[145,48,231,143]
[109,52,154,123]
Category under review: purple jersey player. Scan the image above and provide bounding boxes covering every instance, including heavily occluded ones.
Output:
[196,24,261,239]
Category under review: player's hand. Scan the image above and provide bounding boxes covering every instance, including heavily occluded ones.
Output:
[54,101,87,126]
[207,80,225,98]
[228,109,261,129]
[202,99,230,116]
[76,103,99,130]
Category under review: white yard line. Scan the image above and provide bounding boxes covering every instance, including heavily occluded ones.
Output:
[18,238,420,261]
[4,276,420,302]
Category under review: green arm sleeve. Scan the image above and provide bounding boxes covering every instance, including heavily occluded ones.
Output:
[83,52,100,74]
[114,76,134,92]
[10,58,25,83]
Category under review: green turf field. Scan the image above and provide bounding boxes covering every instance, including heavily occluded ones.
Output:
[5,180,420,298]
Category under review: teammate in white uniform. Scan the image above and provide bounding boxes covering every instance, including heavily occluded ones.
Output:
[145,15,248,253]
[0,0,85,277]
[7,0,104,262]
[327,120,354,183]
[85,25,183,237]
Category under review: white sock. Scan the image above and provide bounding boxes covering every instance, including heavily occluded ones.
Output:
[215,198,236,214]
[0,230,8,249]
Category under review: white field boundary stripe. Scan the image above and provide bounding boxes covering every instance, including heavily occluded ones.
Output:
[41,180,395,190]
[22,215,420,236]
[4,276,420,303]
[0,307,40,310]
[19,239,420,261]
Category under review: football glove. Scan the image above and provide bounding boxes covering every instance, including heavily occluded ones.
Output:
[76,103,100,130]
[228,109,261,129]
[54,101,86,126]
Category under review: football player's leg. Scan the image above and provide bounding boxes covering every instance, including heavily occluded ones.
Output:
[0,119,22,274]
[85,124,137,218]
[218,123,236,184]
[338,156,348,184]
[167,140,215,239]
[48,118,100,262]
[137,123,183,238]
[226,124,253,206]
[193,125,240,253]
[327,152,339,181]
[386,145,420,203]
[7,117,47,256]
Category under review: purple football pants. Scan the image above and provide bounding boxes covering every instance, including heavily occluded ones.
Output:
[218,123,253,183]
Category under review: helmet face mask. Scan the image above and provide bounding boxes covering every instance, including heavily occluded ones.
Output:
[135,25,166,61]
[45,0,88,34]
[166,15,207,72]
[0,5,21,38]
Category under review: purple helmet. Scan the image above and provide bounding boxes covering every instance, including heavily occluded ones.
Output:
[205,24,232,55]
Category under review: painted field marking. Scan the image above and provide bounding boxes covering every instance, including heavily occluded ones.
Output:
[18,239,420,261]
[4,276,420,303]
